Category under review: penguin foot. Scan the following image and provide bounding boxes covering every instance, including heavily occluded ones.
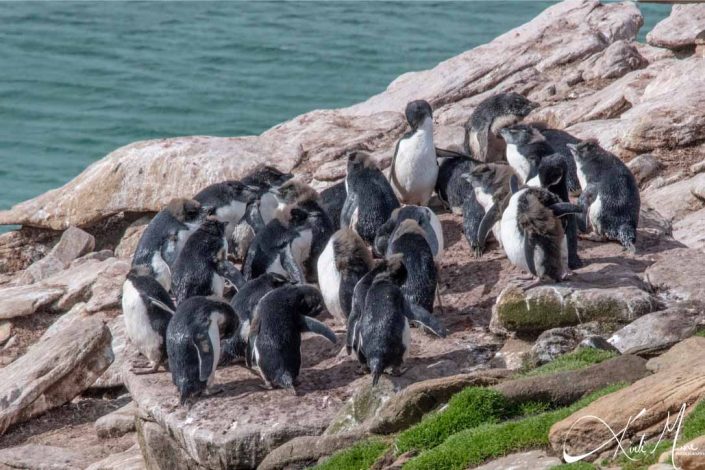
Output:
[258,383,274,391]
[204,386,225,397]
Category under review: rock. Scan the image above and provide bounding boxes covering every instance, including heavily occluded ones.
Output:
[92,315,128,389]
[0,284,65,319]
[489,338,534,370]
[95,402,137,438]
[646,337,705,373]
[639,205,672,239]
[17,226,95,284]
[579,335,619,353]
[674,208,705,252]
[0,229,55,275]
[643,172,705,221]
[645,248,705,302]
[259,433,370,470]
[0,321,11,346]
[550,337,705,457]
[673,435,705,470]
[530,327,581,365]
[0,317,113,435]
[647,4,705,50]
[0,444,91,470]
[472,450,561,470]
[136,418,198,470]
[51,258,120,311]
[85,445,145,470]
[493,354,648,408]
[628,154,662,186]
[608,304,702,355]
[582,40,647,81]
[86,259,130,313]
[324,377,395,436]
[692,158,705,175]
[0,0,644,230]
[367,370,510,435]
[115,217,150,260]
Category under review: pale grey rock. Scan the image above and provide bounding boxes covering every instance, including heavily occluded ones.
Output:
[17,226,95,284]
[85,445,145,470]
[645,248,705,303]
[0,444,91,470]
[0,321,12,346]
[0,317,112,435]
[582,39,647,81]
[473,450,561,470]
[86,259,130,313]
[115,217,150,260]
[674,208,705,252]
[642,172,705,221]
[0,284,64,319]
[531,327,581,365]
[647,4,705,50]
[489,338,533,370]
[92,315,128,389]
[628,153,662,186]
[95,402,137,438]
[324,377,395,436]
[259,433,368,470]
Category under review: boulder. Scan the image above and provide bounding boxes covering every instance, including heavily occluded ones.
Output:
[85,445,145,470]
[489,338,534,370]
[324,377,396,436]
[646,337,705,374]
[0,320,12,346]
[259,433,371,470]
[530,327,581,365]
[115,217,150,260]
[0,284,65,319]
[673,435,705,470]
[642,172,705,222]
[92,315,128,389]
[472,450,561,470]
[549,337,705,458]
[86,259,130,313]
[674,208,705,252]
[628,154,662,186]
[95,402,137,438]
[0,444,91,470]
[647,4,705,50]
[608,304,703,355]
[0,317,113,435]
[493,354,649,407]
[645,248,705,302]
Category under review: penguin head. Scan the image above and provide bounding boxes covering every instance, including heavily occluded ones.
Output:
[378,254,408,286]
[346,151,377,174]
[294,284,327,317]
[167,198,204,225]
[463,164,498,191]
[405,100,433,131]
[263,272,293,289]
[567,140,602,165]
[270,179,318,205]
[244,165,294,190]
[286,206,311,230]
[224,180,259,203]
[537,155,566,188]
[498,124,543,146]
[497,92,539,119]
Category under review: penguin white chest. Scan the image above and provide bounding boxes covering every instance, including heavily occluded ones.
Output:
[122,280,162,362]
[150,252,172,291]
[500,190,531,273]
[317,240,344,322]
[589,194,603,233]
[292,228,313,265]
[259,193,279,224]
[394,118,438,205]
[206,314,222,386]
[474,188,502,243]
[217,201,247,239]
[211,272,225,298]
[506,144,530,183]
[576,162,588,190]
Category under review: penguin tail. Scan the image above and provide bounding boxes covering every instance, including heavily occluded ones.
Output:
[618,225,637,254]
[278,372,297,395]
[370,358,383,387]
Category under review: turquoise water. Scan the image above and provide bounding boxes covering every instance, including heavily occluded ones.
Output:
[0,1,669,213]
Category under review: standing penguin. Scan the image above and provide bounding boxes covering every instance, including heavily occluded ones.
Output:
[500,178,583,283]
[374,205,444,262]
[464,92,538,162]
[166,296,237,405]
[341,151,400,244]
[317,228,374,324]
[122,265,175,374]
[389,100,439,206]
[246,285,337,393]
[171,218,228,305]
[132,198,204,291]
[193,180,257,241]
[319,181,347,230]
[568,141,640,252]
[462,163,517,256]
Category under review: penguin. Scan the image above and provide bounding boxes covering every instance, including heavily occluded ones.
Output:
[347,255,446,385]
[538,127,582,195]
[387,219,437,313]
[319,181,347,230]
[464,92,538,162]
[166,296,237,405]
[435,148,479,214]
[121,265,175,374]
[132,198,204,291]
[171,218,229,305]
[317,228,374,324]
[374,205,444,262]
[220,272,291,365]
[500,177,583,284]
[341,151,400,244]
[242,207,311,283]
[567,140,640,253]
[462,163,517,256]
[389,100,439,206]
[246,284,337,393]
[499,125,582,268]
[193,180,257,241]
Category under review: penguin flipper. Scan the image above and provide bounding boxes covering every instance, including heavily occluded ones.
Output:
[476,203,500,253]
[281,245,306,284]
[524,236,538,277]
[218,260,246,290]
[404,301,447,338]
[509,175,521,195]
[148,296,176,315]
[301,316,337,344]
[192,334,214,383]
[340,192,358,229]
[549,202,583,218]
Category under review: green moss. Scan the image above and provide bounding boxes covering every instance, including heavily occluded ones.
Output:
[682,399,705,441]
[395,387,511,454]
[694,329,705,337]
[402,384,625,470]
[518,348,618,378]
[550,463,596,470]
[313,439,389,470]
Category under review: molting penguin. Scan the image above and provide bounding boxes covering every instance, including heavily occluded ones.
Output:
[193,180,257,241]
[242,207,311,283]
[347,255,446,385]
[464,92,538,162]
[319,181,347,230]
[435,149,480,214]
[374,205,444,262]
[246,284,337,393]
[500,177,583,283]
[462,163,517,256]
[121,265,175,374]
[220,272,291,365]
[389,100,439,206]
[317,228,373,324]
[132,198,203,290]
[341,151,400,244]
[171,218,229,305]
[166,296,237,405]
[568,141,640,253]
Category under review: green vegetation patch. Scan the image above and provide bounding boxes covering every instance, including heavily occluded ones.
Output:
[519,348,618,378]
[314,438,389,470]
[550,463,596,470]
[403,384,625,470]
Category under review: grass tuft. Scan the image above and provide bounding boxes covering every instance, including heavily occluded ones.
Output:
[313,438,388,470]
[519,348,617,378]
[550,463,596,469]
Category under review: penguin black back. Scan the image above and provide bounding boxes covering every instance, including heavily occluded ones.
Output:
[320,181,347,230]
[435,151,479,214]
[241,165,293,191]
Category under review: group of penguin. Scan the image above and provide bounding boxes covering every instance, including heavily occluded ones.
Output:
[122,91,641,405]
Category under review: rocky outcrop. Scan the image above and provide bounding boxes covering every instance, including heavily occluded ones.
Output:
[17,226,95,284]
[92,315,128,389]
[95,402,137,439]
[472,450,561,470]
[258,433,373,470]
[0,444,92,470]
[647,4,705,51]
[85,445,145,470]
[645,248,705,302]
[0,317,113,435]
